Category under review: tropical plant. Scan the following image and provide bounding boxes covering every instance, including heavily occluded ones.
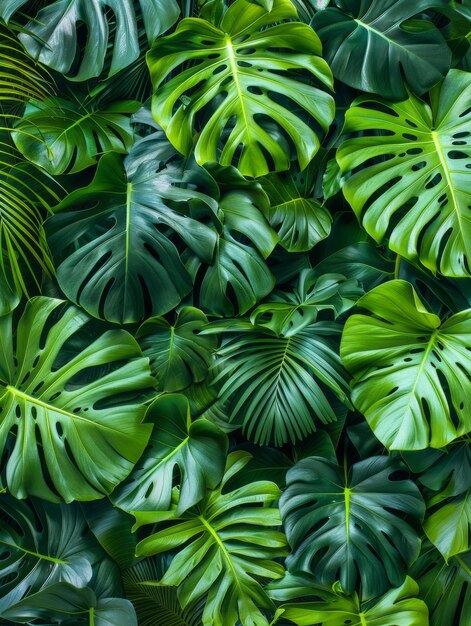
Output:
[280,455,425,597]
[337,69,471,277]
[0,0,469,624]
[312,0,452,100]
[341,280,471,450]
[148,0,335,177]
[134,452,288,626]
[268,573,428,625]
[111,394,228,514]
[0,296,154,501]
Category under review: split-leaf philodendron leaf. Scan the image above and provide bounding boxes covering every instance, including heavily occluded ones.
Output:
[148,0,335,177]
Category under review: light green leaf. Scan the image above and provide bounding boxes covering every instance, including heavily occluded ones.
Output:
[134,451,288,626]
[148,0,334,177]
[269,574,428,626]
[259,167,332,252]
[0,297,154,502]
[337,69,471,277]
[12,97,139,175]
[341,280,471,450]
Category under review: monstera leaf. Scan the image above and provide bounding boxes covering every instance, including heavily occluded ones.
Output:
[405,443,471,560]
[341,280,471,450]
[0,497,104,614]
[206,311,350,445]
[111,394,228,515]
[0,0,180,81]
[134,452,288,626]
[250,271,363,336]
[312,0,451,100]
[411,541,471,626]
[136,307,216,391]
[1,582,137,625]
[47,152,218,324]
[12,97,139,175]
[186,174,277,316]
[148,0,335,177]
[337,69,471,277]
[0,297,154,502]
[259,165,332,252]
[280,455,424,598]
[269,574,428,626]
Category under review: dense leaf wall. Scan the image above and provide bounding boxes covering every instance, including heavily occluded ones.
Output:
[0,1,470,624]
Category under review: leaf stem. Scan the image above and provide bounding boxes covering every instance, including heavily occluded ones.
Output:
[394,254,402,279]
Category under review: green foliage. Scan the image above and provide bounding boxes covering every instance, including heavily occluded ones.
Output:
[137,307,217,391]
[111,394,228,515]
[312,0,451,100]
[280,455,425,597]
[0,1,469,624]
[0,297,154,501]
[1,0,180,81]
[148,0,334,176]
[47,151,218,323]
[341,280,471,450]
[269,574,428,625]
[134,452,288,626]
[12,97,139,174]
[337,70,471,277]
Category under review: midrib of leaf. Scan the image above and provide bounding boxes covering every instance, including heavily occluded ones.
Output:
[53,111,94,143]
[124,181,133,304]
[456,555,471,577]
[353,18,431,62]
[431,130,469,255]
[198,515,242,591]
[0,538,68,564]
[4,385,124,434]
[150,436,189,474]
[358,612,368,626]
[224,35,251,141]
[398,329,439,422]
[164,325,176,381]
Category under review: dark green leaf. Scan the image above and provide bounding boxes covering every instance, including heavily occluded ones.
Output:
[137,307,216,391]
[280,455,425,598]
[312,0,451,100]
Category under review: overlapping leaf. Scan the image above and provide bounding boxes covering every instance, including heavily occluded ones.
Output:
[341,280,471,449]
[337,70,471,277]
[148,0,334,176]
[134,452,288,626]
[280,455,424,598]
[0,297,154,501]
